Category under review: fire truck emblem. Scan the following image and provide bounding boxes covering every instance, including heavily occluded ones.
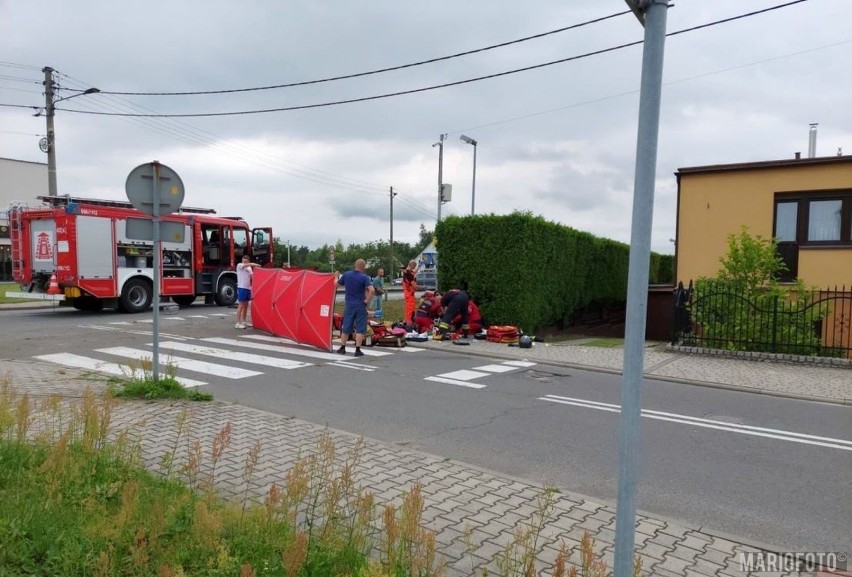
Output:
[35,231,54,260]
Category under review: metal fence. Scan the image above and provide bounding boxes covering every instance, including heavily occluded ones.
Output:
[672,281,852,358]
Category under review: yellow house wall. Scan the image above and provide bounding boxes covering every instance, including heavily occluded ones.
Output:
[677,162,852,288]
[797,248,852,287]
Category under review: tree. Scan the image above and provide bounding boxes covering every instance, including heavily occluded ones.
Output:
[693,227,827,354]
[716,226,786,291]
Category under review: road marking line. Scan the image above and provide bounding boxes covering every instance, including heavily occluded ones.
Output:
[392,346,425,352]
[187,315,208,318]
[437,369,490,381]
[473,364,517,373]
[540,395,852,452]
[209,313,230,317]
[108,321,132,325]
[33,353,207,387]
[156,341,311,370]
[425,376,487,389]
[97,347,262,379]
[166,316,185,321]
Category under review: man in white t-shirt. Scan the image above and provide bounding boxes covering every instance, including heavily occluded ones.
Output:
[235,254,260,329]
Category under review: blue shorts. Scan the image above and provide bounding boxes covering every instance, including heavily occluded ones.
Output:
[341,304,367,334]
[237,288,252,303]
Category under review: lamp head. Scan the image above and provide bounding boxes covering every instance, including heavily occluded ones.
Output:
[460,134,477,146]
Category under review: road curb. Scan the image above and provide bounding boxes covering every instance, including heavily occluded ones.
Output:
[415,341,852,407]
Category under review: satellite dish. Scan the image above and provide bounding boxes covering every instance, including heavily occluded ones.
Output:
[39,137,49,153]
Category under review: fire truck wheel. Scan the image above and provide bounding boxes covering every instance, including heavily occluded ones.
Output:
[120,278,153,313]
[215,277,237,307]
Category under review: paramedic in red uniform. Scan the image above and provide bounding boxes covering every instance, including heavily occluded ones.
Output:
[413,290,441,334]
[452,299,483,334]
[402,259,418,325]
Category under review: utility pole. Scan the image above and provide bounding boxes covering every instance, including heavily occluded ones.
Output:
[389,186,397,278]
[41,66,99,197]
[433,134,446,223]
[43,67,58,197]
[614,3,669,577]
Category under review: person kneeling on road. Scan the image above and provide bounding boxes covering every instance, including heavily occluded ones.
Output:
[413,290,442,334]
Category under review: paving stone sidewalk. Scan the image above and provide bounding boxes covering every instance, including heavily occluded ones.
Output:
[3,359,803,577]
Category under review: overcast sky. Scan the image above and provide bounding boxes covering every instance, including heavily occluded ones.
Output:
[2,0,850,254]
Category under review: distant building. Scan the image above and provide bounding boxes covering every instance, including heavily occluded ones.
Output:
[416,242,437,289]
[0,158,48,281]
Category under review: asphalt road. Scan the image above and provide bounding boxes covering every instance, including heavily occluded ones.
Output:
[2,305,850,552]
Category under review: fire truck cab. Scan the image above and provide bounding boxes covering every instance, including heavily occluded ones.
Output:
[9,195,274,313]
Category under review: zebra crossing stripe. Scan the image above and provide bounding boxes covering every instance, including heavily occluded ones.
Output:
[424,376,487,389]
[206,336,343,361]
[472,364,518,373]
[33,353,208,387]
[97,347,262,379]
[78,324,190,341]
[156,341,312,370]
[236,335,396,357]
[503,360,537,367]
[328,362,376,372]
[436,369,491,381]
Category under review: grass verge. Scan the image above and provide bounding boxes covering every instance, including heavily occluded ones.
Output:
[0,282,22,305]
[1,372,641,576]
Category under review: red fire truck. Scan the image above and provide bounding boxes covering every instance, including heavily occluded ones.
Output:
[9,195,274,313]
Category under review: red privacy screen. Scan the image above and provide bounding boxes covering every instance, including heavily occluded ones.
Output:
[252,268,337,351]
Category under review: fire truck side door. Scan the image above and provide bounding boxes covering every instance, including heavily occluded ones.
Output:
[77,216,114,278]
[251,228,273,266]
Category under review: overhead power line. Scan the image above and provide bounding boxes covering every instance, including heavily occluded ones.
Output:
[446,37,850,136]
[93,11,632,96]
[51,0,809,118]
[49,73,439,220]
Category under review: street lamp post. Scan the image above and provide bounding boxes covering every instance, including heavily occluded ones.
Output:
[460,134,478,215]
[389,186,397,277]
[42,66,99,197]
[287,240,291,267]
[432,134,446,222]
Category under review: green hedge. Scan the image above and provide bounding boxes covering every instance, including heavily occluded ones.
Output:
[435,212,671,332]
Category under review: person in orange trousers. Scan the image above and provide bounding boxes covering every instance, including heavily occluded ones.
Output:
[402,259,419,326]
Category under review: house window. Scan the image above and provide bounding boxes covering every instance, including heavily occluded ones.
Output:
[774,201,797,241]
[807,199,842,241]
[774,190,852,246]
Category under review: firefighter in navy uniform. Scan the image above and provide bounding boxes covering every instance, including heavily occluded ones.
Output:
[436,285,470,340]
